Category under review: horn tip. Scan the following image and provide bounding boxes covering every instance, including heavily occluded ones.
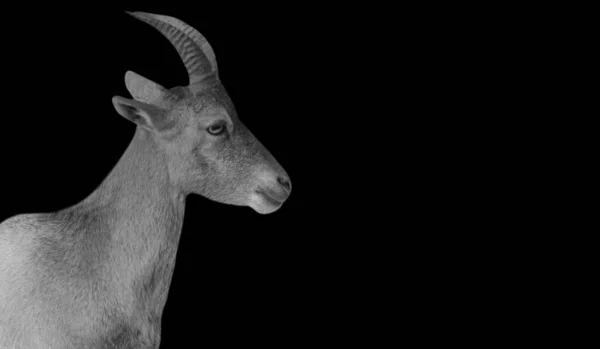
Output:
[125,11,150,20]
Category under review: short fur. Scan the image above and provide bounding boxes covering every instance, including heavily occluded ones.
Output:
[0,12,291,349]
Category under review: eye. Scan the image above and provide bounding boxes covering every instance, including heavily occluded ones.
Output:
[207,122,227,136]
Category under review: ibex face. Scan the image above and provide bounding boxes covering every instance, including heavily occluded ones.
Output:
[112,12,291,214]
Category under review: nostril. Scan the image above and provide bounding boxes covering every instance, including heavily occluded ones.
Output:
[277,176,292,192]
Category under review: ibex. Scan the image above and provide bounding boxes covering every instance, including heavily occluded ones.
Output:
[0,11,291,349]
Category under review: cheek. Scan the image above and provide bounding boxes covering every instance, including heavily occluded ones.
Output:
[192,139,212,171]
[212,143,252,188]
[191,138,259,202]
[189,144,211,187]
[197,153,210,173]
[192,143,230,187]
[209,143,238,181]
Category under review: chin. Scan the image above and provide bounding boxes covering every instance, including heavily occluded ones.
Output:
[248,191,284,214]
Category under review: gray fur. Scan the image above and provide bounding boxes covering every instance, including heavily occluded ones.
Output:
[0,12,291,349]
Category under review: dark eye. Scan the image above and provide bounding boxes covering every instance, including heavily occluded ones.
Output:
[207,123,226,136]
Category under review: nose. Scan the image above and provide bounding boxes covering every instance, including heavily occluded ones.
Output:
[277,175,292,193]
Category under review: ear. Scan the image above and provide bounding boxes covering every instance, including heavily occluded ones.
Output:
[125,70,167,105]
[112,96,170,131]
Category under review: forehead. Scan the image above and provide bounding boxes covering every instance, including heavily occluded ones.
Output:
[178,84,238,122]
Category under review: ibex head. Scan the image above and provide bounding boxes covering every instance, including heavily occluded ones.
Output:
[111,12,291,214]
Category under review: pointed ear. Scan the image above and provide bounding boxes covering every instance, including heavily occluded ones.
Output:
[112,96,172,131]
[125,70,167,105]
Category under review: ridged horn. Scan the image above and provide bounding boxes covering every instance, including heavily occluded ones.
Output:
[127,11,218,89]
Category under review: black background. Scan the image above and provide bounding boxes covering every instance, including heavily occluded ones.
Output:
[0,5,356,347]
[0,3,514,347]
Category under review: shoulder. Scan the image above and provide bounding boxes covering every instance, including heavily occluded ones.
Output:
[0,214,44,236]
[0,214,51,253]
[0,214,43,281]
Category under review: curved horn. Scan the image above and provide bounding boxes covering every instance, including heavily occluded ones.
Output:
[127,12,218,89]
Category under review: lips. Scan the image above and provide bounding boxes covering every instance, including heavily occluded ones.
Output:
[256,188,286,206]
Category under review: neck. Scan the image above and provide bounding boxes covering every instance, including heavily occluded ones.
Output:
[80,128,186,315]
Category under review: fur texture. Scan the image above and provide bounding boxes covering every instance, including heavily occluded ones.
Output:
[0,11,291,348]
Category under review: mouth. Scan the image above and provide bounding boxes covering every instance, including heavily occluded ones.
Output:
[256,188,285,207]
